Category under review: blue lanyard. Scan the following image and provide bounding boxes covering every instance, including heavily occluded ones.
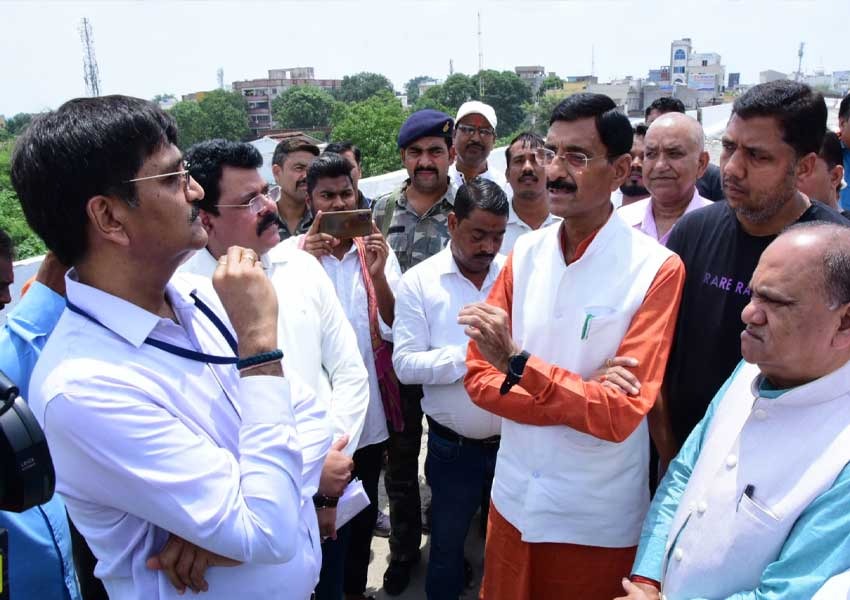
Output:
[65,292,239,365]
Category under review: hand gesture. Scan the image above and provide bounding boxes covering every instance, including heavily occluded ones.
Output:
[318,435,353,497]
[591,357,641,395]
[613,578,660,600]
[146,534,241,594]
[302,211,339,259]
[457,302,519,374]
[363,222,389,280]
[212,246,277,359]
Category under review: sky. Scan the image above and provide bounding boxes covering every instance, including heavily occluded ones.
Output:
[2,0,848,117]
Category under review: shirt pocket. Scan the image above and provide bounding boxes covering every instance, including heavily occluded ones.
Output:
[580,306,622,341]
[737,491,781,529]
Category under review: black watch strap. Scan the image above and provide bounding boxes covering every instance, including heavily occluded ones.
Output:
[312,494,339,509]
[500,350,530,395]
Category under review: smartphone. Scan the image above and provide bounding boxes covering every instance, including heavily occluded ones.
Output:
[319,209,373,239]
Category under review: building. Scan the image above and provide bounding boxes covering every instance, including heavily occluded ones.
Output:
[643,84,700,112]
[586,81,642,115]
[515,66,546,94]
[728,73,741,90]
[648,66,670,85]
[669,38,725,102]
[181,91,213,103]
[834,71,850,95]
[759,70,787,84]
[803,70,833,90]
[232,67,343,137]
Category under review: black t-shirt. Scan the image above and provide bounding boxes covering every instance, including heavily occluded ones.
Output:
[665,200,849,446]
[696,163,724,201]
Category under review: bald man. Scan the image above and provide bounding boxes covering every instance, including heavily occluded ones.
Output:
[619,222,850,600]
[618,113,712,245]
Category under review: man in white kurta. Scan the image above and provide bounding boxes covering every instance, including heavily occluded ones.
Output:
[623,223,850,600]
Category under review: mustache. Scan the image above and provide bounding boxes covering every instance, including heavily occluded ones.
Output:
[466,142,485,150]
[519,171,538,182]
[547,178,577,192]
[415,167,438,175]
[256,212,284,236]
[474,253,496,261]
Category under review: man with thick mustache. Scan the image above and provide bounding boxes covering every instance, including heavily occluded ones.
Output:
[273,137,320,240]
[619,113,712,245]
[448,101,506,191]
[180,140,369,566]
[616,124,651,207]
[650,81,849,472]
[460,93,685,599]
[501,132,561,253]
[371,109,457,595]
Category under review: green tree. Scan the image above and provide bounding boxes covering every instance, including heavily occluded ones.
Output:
[539,73,564,96]
[5,113,32,136]
[152,93,177,104]
[522,93,563,137]
[334,72,395,103]
[0,140,47,259]
[413,74,479,115]
[331,91,406,177]
[271,86,336,129]
[471,70,533,136]
[169,89,249,148]
[404,76,434,104]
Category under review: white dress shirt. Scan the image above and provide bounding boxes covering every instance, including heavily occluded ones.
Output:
[29,271,329,599]
[285,237,402,449]
[500,201,562,255]
[180,247,370,454]
[393,246,503,439]
[448,162,507,191]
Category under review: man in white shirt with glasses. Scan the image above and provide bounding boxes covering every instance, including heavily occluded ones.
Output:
[448,101,507,191]
[16,95,325,599]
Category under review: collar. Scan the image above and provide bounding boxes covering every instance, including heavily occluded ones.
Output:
[748,358,850,408]
[449,162,493,184]
[398,178,456,209]
[641,188,708,241]
[508,199,559,228]
[64,269,196,348]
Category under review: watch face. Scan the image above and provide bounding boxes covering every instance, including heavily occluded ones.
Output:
[509,353,526,377]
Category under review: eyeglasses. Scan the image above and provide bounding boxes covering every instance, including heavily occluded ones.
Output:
[535,148,609,170]
[124,163,192,193]
[456,124,496,139]
[217,185,282,214]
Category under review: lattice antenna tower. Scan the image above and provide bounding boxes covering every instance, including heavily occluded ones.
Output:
[217,68,225,90]
[795,42,804,82]
[477,11,485,97]
[79,18,101,97]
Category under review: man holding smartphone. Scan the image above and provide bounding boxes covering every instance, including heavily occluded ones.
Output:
[293,153,401,600]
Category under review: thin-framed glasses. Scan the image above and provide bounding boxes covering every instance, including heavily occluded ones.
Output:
[456,124,496,139]
[535,148,609,170]
[217,185,282,214]
[124,164,191,192]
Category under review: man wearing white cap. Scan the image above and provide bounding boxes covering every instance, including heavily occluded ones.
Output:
[449,101,507,191]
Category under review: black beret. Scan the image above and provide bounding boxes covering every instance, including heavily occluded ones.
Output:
[397,109,454,149]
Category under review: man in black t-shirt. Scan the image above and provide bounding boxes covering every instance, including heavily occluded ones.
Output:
[654,81,850,466]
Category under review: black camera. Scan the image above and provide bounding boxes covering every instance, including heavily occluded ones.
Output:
[0,370,55,512]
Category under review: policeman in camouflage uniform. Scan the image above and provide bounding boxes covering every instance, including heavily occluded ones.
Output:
[372,109,456,595]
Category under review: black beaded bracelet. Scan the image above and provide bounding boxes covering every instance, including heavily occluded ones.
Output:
[236,349,284,371]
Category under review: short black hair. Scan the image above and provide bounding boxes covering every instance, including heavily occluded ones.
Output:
[549,93,633,157]
[645,97,686,120]
[0,228,13,263]
[10,95,178,265]
[185,140,262,216]
[634,123,648,137]
[306,153,353,196]
[820,131,843,170]
[839,94,850,121]
[324,141,361,165]
[272,137,320,168]
[505,131,544,163]
[732,80,827,158]
[453,178,509,222]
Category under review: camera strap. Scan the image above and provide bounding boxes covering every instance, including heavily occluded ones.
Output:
[65,292,239,365]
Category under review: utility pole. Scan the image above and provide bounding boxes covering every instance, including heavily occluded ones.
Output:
[79,18,101,97]
[449,59,454,76]
[477,11,484,97]
[591,44,596,78]
[796,42,804,81]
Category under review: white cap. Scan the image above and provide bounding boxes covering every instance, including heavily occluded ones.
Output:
[455,101,497,130]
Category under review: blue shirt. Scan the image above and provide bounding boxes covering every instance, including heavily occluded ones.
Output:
[0,281,80,599]
[633,361,850,599]
[840,141,850,211]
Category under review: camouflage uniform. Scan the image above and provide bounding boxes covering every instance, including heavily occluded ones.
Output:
[278,206,314,241]
[372,177,455,565]
[372,179,455,273]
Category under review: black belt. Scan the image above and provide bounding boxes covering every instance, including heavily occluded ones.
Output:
[426,416,500,447]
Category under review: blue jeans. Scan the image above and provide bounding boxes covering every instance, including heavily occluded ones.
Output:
[424,427,498,600]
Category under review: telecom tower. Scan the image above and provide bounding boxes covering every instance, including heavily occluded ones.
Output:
[217,68,225,90]
[79,18,101,97]
[795,42,805,82]
[477,11,484,97]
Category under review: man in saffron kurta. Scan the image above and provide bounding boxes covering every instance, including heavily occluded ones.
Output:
[459,93,685,600]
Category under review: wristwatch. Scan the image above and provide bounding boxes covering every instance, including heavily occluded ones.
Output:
[312,494,339,509]
[500,350,530,395]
